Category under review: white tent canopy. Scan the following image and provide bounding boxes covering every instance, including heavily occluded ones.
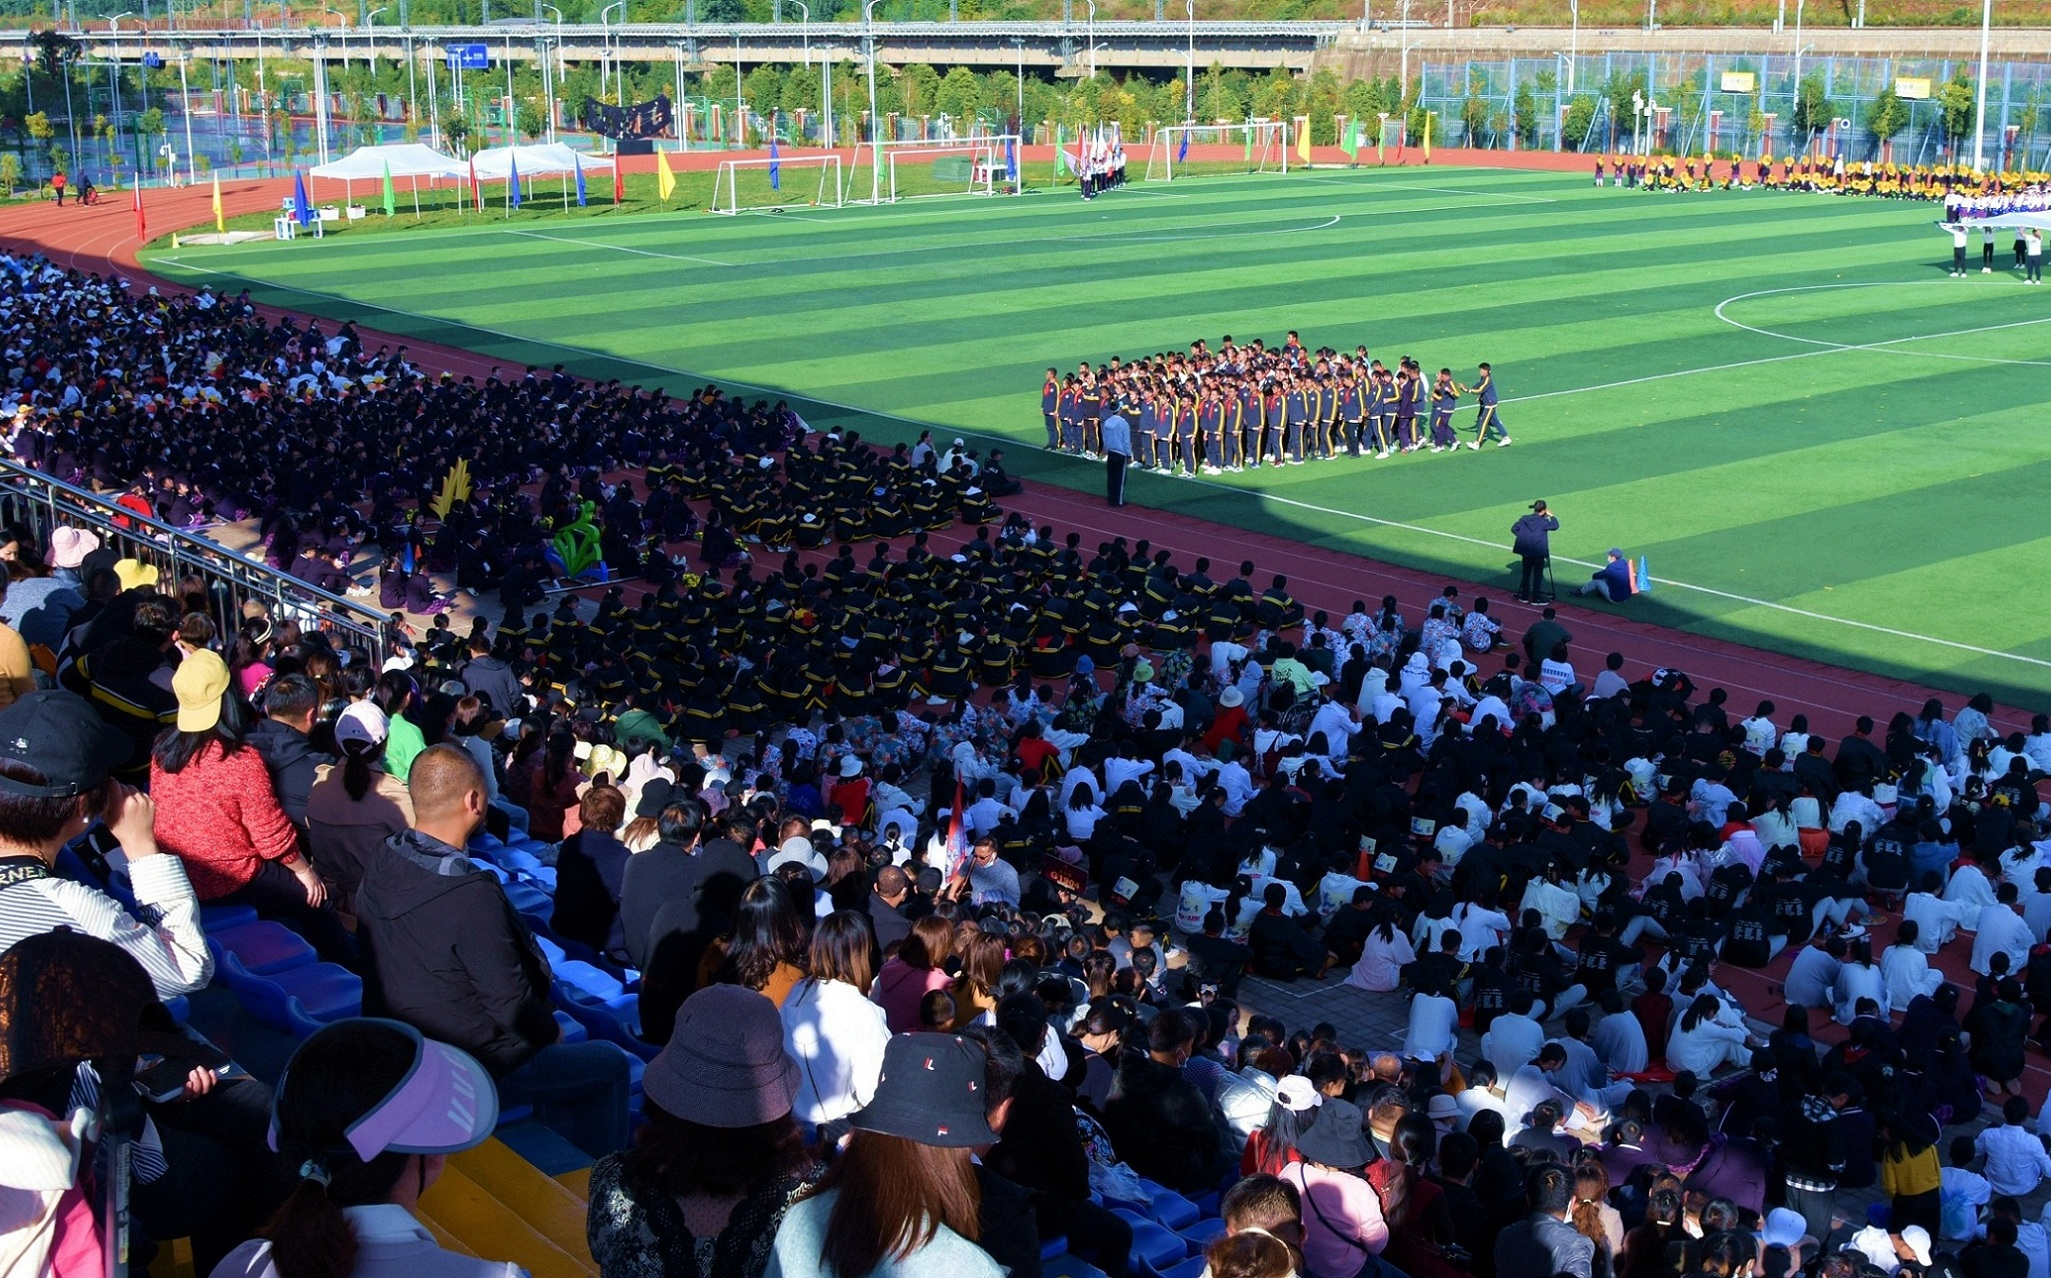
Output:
[310,143,468,183]
[469,144,615,181]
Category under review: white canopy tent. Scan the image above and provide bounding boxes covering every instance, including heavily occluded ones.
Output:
[470,144,616,211]
[309,143,470,219]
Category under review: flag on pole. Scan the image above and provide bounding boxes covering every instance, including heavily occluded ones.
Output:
[1422,112,1433,162]
[291,170,313,226]
[656,148,677,201]
[1340,120,1360,161]
[210,172,224,232]
[768,137,780,192]
[132,182,146,240]
[1055,124,1069,174]
[469,157,482,211]
[1244,126,1253,163]
[1005,136,1018,182]
[573,153,588,207]
[380,160,395,216]
[1296,119,1312,165]
[613,158,624,204]
[509,153,522,210]
[941,778,970,882]
[1177,130,1189,163]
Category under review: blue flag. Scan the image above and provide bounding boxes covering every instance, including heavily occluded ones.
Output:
[1005,137,1018,182]
[291,170,313,226]
[574,153,588,207]
[768,138,780,192]
[1177,130,1189,163]
[509,153,522,210]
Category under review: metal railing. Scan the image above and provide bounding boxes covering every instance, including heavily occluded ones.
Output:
[0,459,390,666]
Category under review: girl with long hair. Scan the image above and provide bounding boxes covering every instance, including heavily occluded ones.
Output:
[1241,1076,1320,1177]
[152,650,351,966]
[720,876,811,1007]
[948,931,1007,1028]
[304,701,414,913]
[1569,1159,1625,1278]
[1365,1115,1462,1278]
[781,912,892,1136]
[873,915,957,1035]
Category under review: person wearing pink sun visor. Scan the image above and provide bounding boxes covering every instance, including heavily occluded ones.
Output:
[208,1018,520,1278]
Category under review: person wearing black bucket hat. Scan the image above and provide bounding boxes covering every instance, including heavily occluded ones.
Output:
[587,985,818,1278]
[764,1033,1003,1278]
[0,690,213,997]
[1279,1098,1391,1278]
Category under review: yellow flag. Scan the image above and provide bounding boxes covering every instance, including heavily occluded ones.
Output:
[1296,120,1312,165]
[1422,112,1433,162]
[211,172,223,233]
[656,148,677,202]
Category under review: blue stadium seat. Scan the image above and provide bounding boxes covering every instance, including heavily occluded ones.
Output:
[1148,1189,1200,1231]
[1111,1210,1188,1272]
[1041,1257,1112,1278]
[198,903,258,932]
[209,921,316,975]
[1040,1236,1071,1262]
[215,950,362,1032]
[503,881,552,917]
[554,960,624,1002]
[1177,1218,1227,1249]
[553,1010,587,1043]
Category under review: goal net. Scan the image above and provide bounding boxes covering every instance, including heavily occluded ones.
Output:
[1378,119,1408,157]
[848,136,1021,205]
[710,155,844,215]
[1143,121,1290,182]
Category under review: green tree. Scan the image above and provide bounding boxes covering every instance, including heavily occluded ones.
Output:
[935,64,982,130]
[700,0,745,19]
[1789,73,1834,144]
[1513,80,1537,147]
[1866,87,1909,153]
[0,154,18,197]
[1936,71,1976,150]
[440,111,471,155]
[1198,63,1241,122]
[1562,95,1597,150]
[516,98,546,139]
[1302,67,1342,144]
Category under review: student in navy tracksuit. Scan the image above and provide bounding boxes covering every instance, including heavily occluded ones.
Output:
[1284,381,1310,464]
[1340,373,1365,457]
[1197,391,1225,474]
[1135,395,1159,470]
[1430,368,1460,451]
[1468,361,1511,448]
[1041,369,1061,449]
[1261,384,1285,466]
[1394,363,1420,452]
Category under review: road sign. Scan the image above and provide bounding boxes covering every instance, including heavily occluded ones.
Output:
[446,43,488,71]
[142,52,163,69]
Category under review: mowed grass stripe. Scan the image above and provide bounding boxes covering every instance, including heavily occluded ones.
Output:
[144,168,2051,702]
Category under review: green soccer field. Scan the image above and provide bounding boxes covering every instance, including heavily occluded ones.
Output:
[143,166,2051,706]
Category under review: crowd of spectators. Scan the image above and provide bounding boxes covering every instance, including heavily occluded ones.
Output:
[1,251,2051,1278]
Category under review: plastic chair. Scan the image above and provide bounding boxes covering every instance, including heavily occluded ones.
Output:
[1040,1236,1071,1262]
[1177,1218,1227,1250]
[1148,1189,1200,1231]
[209,921,316,976]
[1111,1210,1188,1273]
[215,950,361,1031]
[554,1010,588,1044]
[503,881,553,918]
[198,903,258,932]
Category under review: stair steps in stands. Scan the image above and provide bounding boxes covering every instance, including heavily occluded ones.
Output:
[415,1138,596,1278]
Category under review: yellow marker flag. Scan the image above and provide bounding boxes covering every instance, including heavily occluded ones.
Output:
[656,148,677,202]
[211,172,223,233]
[1296,120,1312,165]
[1422,112,1433,162]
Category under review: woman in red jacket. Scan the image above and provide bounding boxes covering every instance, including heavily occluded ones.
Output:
[150,649,354,967]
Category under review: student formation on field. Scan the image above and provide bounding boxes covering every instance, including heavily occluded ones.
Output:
[1042,334,1510,476]
[8,246,2051,1278]
[1596,152,2051,202]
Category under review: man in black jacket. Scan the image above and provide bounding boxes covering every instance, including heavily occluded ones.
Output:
[355,745,630,1158]
[1102,1007,1227,1192]
[1495,1164,1595,1278]
[246,674,330,827]
[990,995,1132,1277]
[1510,500,1559,604]
[633,807,762,1045]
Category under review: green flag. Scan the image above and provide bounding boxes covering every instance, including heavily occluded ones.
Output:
[1341,120,1360,160]
[1244,126,1253,162]
[381,160,395,217]
[1056,124,1069,174]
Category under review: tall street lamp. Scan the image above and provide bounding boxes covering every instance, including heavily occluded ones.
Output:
[864,0,882,143]
[1184,0,1194,121]
[1970,0,1992,169]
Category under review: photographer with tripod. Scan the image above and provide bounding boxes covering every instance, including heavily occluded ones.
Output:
[1511,500,1558,604]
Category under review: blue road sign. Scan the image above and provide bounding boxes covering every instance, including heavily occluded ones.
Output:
[445,43,488,71]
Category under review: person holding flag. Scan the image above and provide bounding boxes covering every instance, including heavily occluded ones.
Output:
[945,831,1020,909]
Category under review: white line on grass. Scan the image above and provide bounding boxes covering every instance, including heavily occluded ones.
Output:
[504,228,735,267]
[150,257,2051,673]
[1714,282,2051,368]
[1387,182,1560,204]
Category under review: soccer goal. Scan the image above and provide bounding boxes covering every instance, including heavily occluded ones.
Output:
[1377,118,1408,157]
[1143,120,1290,182]
[848,136,1021,206]
[710,155,844,215]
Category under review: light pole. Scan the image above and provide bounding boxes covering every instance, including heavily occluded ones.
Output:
[600,0,623,104]
[1085,0,1096,80]
[110,14,133,184]
[1184,0,1194,121]
[1645,0,1654,29]
[1565,0,1576,91]
[1790,0,1805,84]
[1013,35,1025,134]
[178,48,196,183]
[787,0,810,141]
[541,4,561,86]
[1970,0,1991,168]
[863,0,881,144]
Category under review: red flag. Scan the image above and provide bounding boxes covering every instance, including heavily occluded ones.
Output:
[469,157,482,211]
[132,184,145,240]
[943,778,969,881]
[612,161,624,205]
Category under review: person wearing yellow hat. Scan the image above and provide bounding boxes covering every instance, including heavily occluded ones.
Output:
[149,650,353,966]
[113,558,160,594]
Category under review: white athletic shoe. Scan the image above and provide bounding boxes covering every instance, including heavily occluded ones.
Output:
[1983,267,1993,273]
[1430,446,1445,453]
[1468,441,1481,451]
[1202,465,1222,475]
[1496,437,1513,447]
[1376,450,1390,460]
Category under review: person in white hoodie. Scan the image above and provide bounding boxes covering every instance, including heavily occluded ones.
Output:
[1881,923,1944,1011]
[781,912,891,1139]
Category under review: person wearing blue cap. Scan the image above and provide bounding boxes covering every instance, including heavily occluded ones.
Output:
[1575,549,1637,602]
